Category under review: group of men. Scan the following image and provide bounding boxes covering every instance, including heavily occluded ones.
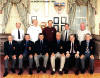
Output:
[3,20,95,77]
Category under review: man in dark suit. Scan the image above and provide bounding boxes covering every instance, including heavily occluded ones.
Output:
[3,35,17,77]
[80,33,95,74]
[51,32,65,75]
[18,34,34,75]
[64,34,80,75]
[34,33,49,73]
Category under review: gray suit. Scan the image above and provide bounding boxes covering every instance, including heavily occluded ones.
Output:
[61,30,73,41]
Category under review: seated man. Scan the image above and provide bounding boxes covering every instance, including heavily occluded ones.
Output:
[51,32,65,75]
[34,33,49,73]
[3,35,17,77]
[80,33,95,74]
[65,34,80,75]
[18,34,34,75]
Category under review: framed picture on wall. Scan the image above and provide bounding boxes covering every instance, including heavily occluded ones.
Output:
[61,25,65,31]
[53,17,59,24]
[61,17,67,24]
[31,16,37,23]
[53,25,59,31]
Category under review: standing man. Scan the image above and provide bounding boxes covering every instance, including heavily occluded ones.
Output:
[27,19,42,42]
[51,32,65,75]
[43,20,56,54]
[11,22,24,56]
[65,34,80,75]
[80,33,95,74]
[3,35,17,77]
[61,23,73,42]
[18,34,34,75]
[77,23,91,42]
[34,33,49,73]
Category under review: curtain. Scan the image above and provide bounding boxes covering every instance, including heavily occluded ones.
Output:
[67,0,77,29]
[0,0,30,33]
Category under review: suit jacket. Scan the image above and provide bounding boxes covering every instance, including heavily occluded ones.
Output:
[66,40,80,54]
[80,39,95,55]
[61,30,73,41]
[20,40,34,55]
[35,39,48,55]
[4,40,17,56]
[53,40,65,54]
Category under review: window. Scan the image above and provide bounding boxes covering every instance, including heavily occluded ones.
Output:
[72,6,87,33]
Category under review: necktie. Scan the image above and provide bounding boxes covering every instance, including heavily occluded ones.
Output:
[57,40,60,45]
[86,41,89,52]
[18,29,20,39]
[40,40,43,50]
[65,31,67,41]
[72,42,74,53]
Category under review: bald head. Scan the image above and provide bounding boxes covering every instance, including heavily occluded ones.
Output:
[56,32,61,40]
[8,35,13,42]
[32,19,38,26]
[80,22,86,31]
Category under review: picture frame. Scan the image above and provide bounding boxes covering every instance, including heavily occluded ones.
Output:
[61,25,65,31]
[61,17,67,24]
[53,17,59,24]
[53,25,59,31]
[31,16,37,23]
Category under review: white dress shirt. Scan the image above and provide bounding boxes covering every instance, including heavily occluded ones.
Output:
[27,25,42,42]
[11,29,24,42]
[77,29,91,42]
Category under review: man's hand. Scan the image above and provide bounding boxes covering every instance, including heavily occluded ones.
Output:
[29,54,33,58]
[19,54,23,59]
[61,53,65,56]
[80,54,85,59]
[66,53,70,58]
[45,53,49,56]
[4,55,9,60]
[75,53,79,58]
[90,55,94,60]
[34,53,38,56]
[51,52,55,56]
[12,55,16,59]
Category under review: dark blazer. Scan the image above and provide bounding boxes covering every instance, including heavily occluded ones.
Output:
[20,40,34,55]
[80,39,95,55]
[66,40,80,54]
[53,40,65,54]
[35,39,48,55]
[4,40,17,56]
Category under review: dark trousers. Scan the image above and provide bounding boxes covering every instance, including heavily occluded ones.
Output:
[64,53,80,71]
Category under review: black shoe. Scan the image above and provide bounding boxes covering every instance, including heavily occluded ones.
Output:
[59,71,63,75]
[11,68,16,73]
[18,69,23,75]
[29,68,32,75]
[42,67,46,73]
[37,67,41,73]
[90,70,93,74]
[51,71,55,75]
[3,71,8,77]
[75,70,79,75]
[64,70,68,74]
[81,69,85,74]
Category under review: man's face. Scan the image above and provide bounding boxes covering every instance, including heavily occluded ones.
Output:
[25,35,30,41]
[39,35,44,40]
[85,35,91,41]
[65,25,69,30]
[80,23,85,31]
[56,33,61,40]
[32,20,38,26]
[16,23,21,29]
[70,35,75,42]
[48,21,53,28]
[8,36,13,42]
